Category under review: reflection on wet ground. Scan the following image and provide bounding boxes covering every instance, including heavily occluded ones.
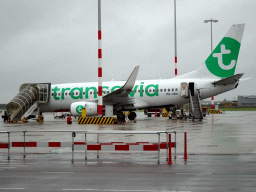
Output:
[0,111,256,191]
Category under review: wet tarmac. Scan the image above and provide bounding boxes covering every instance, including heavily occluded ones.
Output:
[0,111,256,191]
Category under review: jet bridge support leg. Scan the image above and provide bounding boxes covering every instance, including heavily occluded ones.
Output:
[37,109,44,122]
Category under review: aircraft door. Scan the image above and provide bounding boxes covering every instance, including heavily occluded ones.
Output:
[180,82,188,97]
[189,82,195,96]
[38,83,51,103]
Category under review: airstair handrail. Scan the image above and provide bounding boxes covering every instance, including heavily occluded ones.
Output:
[197,89,203,118]
[189,91,194,115]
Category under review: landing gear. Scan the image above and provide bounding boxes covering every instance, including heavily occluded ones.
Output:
[2,111,9,122]
[117,113,125,124]
[128,112,137,121]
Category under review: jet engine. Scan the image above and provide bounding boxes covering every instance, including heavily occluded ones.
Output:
[70,102,98,117]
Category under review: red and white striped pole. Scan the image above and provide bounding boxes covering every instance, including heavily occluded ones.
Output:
[174,0,177,76]
[211,96,214,109]
[98,0,103,116]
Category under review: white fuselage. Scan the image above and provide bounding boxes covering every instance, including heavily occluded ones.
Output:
[40,78,237,112]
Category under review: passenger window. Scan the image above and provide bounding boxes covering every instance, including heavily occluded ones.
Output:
[69,93,70,95]
[153,89,155,92]
[76,92,78,96]
[160,89,162,92]
[157,89,159,92]
[175,88,178,91]
[164,89,166,92]
[142,90,144,93]
[55,93,57,96]
[168,89,170,92]
[138,90,140,93]
[58,93,60,96]
[51,93,53,96]
[65,93,67,96]
[145,90,148,92]
[149,89,151,92]
[172,88,174,91]
[83,92,85,95]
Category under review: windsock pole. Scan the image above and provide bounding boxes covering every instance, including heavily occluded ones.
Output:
[98,0,103,116]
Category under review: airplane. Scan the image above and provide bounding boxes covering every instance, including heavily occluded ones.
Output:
[2,24,246,122]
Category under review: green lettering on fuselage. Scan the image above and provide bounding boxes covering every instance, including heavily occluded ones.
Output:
[86,87,97,99]
[140,82,144,97]
[102,86,109,94]
[129,85,138,97]
[145,84,159,97]
[61,88,70,100]
[53,83,160,100]
[111,86,121,92]
[52,86,60,100]
[70,87,83,99]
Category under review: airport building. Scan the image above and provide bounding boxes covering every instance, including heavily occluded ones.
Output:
[237,95,256,107]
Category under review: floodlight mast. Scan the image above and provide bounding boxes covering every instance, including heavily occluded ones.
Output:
[204,18,218,109]
[204,18,218,52]
[174,0,177,76]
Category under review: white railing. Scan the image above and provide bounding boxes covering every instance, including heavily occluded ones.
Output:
[0,130,177,164]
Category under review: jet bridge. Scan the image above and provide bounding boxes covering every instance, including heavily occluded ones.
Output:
[4,83,51,121]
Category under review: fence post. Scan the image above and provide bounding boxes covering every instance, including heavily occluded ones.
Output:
[23,131,26,158]
[8,132,10,161]
[168,133,172,165]
[85,133,87,160]
[97,133,99,159]
[157,133,160,165]
[174,131,176,159]
[71,132,76,163]
[166,132,168,161]
[184,132,188,160]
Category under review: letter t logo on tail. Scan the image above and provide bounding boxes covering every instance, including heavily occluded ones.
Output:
[205,24,245,78]
[213,44,236,70]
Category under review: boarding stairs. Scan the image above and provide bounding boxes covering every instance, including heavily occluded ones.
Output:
[5,83,51,121]
[189,89,203,120]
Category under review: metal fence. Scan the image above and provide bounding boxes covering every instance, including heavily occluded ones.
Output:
[0,130,176,164]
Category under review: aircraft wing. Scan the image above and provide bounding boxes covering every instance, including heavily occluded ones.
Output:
[103,66,140,105]
[212,73,244,85]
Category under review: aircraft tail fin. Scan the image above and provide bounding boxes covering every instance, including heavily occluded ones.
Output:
[205,24,245,78]
[175,24,245,79]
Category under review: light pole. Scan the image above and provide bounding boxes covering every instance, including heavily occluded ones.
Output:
[204,18,218,52]
[98,0,103,116]
[174,0,177,76]
[204,18,218,109]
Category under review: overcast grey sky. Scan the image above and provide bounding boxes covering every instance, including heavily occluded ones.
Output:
[1,0,255,103]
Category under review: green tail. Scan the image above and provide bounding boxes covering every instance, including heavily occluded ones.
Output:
[205,24,245,78]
